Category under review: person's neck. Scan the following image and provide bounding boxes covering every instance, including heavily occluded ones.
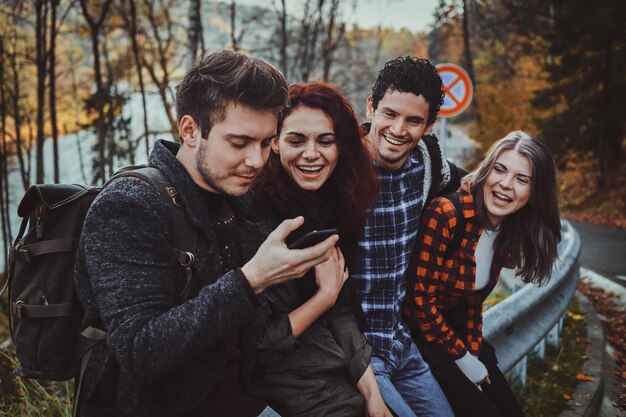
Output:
[484,219,502,232]
[286,179,321,204]
[365,132,408,171]
[176,149,222,194]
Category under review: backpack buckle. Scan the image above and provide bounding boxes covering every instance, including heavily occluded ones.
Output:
[13,300,24,319]
[165,186,183,208]
[179,251,196,268]
[12,241,32,263]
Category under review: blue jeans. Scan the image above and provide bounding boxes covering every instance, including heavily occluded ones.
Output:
[370,339,454,417]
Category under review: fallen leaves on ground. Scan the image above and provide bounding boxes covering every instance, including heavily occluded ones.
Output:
[575,373,594,382]
[567,311,585,321]
[578,281,626,410]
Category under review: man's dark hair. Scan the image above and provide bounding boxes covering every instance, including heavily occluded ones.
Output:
[371,56,444,126]
[175,49,288,139]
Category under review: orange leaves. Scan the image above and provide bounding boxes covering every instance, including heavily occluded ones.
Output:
[575,373,594,382]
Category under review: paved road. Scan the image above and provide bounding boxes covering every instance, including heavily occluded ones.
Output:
[568,221,626,417]
[568,219,626,284]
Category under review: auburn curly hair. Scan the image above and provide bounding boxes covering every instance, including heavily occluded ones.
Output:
[255,81,378,239]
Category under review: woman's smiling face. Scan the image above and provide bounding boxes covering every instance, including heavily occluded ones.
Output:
[273,106,339,191]
[483,149,533,227]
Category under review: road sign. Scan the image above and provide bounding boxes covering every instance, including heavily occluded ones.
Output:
[436,63,473,118]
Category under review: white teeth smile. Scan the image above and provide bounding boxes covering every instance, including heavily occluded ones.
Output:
[298,165,323,172]
[384,134,406,146]
[493,192,512,202]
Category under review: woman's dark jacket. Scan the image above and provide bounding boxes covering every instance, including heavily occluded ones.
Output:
[245,187,372,417]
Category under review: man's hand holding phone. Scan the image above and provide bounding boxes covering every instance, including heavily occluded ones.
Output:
[241,217,339,294]
[288,228,339,250]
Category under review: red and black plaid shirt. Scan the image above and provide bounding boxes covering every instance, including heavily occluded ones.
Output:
[403,190,504,358]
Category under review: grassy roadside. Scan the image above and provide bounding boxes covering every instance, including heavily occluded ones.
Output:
[512,298,588,417]
[0,350,74,417]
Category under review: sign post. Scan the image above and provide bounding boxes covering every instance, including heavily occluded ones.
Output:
[435,63,473,159]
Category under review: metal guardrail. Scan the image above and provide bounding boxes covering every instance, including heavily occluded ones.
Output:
[483,220,581,374]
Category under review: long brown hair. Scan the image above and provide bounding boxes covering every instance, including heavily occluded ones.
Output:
[465,131,561,285]
[254,81,378,239]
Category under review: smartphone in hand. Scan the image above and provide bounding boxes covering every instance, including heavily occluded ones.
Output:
[288,229,339,250]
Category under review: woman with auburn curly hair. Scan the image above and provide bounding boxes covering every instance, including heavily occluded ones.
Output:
[247,81,390,417]
[403,131,561,417]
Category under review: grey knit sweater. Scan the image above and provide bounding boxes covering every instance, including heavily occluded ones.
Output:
[74,140,267,417]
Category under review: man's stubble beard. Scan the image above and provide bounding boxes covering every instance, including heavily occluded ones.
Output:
[196,140,229,195]
[195,140,259,197]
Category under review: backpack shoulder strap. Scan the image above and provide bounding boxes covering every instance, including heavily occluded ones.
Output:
[109,166,198,301]
[441,192,465,258]
[107,165,182,209]
[421,134,444,203]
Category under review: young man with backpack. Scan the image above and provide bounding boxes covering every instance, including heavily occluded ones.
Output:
[350,57,465,417]
[72,50,338,417]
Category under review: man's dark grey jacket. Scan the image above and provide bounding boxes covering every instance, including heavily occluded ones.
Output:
[74,139,267,417]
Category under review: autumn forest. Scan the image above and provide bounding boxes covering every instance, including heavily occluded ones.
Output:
[1,0,625,262]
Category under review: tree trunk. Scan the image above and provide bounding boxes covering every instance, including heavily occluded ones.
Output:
[102,37,115,178]
[321,0,344,81]
[142,0,178,139]
[0,35,12,269]
[142,57,178,138]
[91,29,106,182]
[278,0,288,76]
[0,132,10,275]
[10,34,29,191]
[80,0,113,182]
[230,1,238,51]
[128,0,151,160]
[188,0,204,65]
[298,0,325,82]
[461,0,481,127]
[66,46,89,183]
[305,0,325,81]
[35,0,48,184]
[461,0,476,83]
[49,0,59,183]
[27,117,34,178]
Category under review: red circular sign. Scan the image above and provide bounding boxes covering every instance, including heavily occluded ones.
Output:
[436,63,473,118]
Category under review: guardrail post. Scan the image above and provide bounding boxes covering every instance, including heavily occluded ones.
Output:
[546,323,560,347]
[509,357,528,387]
[533,339,546,360]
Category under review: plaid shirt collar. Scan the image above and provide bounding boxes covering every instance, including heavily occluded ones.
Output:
[373,146,421,171]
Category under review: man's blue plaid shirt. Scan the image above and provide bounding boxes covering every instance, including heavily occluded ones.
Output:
[351,144,450,358]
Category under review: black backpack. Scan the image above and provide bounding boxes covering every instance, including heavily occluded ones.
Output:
[439,191,466,257]
[420,134,468,256]
[3,166,196,383]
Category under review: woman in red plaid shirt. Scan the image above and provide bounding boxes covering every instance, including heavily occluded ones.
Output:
[403,131,561,417]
